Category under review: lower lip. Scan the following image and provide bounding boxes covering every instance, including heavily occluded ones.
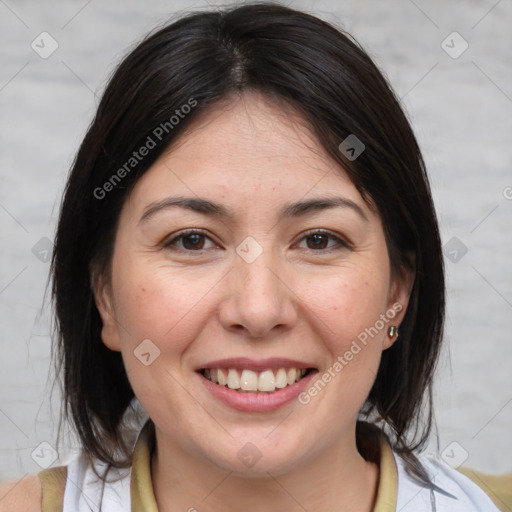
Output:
[198,370,318,412]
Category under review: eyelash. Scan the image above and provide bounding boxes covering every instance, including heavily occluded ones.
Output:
[163,228,350,254]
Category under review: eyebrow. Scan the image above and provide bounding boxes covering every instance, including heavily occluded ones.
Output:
[138,195,369,225]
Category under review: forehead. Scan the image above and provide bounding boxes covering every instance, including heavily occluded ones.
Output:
[126,92,366,214]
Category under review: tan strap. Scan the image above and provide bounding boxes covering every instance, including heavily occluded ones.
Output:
[131,421,159,512]
[38,466,67,512]
[373,433,399,512]
[457,467,512,512]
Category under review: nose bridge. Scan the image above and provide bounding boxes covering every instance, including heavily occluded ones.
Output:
[219,237,297,337]
[235,233,278,286]
[240,250,280,302]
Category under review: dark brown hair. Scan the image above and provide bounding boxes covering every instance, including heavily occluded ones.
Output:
[50,2,444,487]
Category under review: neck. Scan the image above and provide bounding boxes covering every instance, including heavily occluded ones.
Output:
[150,427,379,512]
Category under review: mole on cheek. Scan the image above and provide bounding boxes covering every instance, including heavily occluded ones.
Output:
[136,288,147,304]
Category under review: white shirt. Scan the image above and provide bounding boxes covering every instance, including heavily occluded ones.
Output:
[62,446,500,511]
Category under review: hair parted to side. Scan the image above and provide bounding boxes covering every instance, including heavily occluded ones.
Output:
[50,2,444,487]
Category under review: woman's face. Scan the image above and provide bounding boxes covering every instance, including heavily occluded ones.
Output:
[95,92,412,475]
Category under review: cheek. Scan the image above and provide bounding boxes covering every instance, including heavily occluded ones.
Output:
[111,260,218,412]
[296,265,391,418]
[112,256,220,352]
[299,266,390,350]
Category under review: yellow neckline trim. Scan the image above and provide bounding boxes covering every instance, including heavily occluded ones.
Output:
[130,422,398,512]
[39,465,67,512]
[374,432,399,512]
[131,421,159,512]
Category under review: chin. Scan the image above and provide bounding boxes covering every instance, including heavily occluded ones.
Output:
[202,437,309,477]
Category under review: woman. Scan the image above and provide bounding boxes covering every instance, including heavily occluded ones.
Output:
[0,3,504,511]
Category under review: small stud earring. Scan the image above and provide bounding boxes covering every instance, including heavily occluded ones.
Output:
[388,325,399,338]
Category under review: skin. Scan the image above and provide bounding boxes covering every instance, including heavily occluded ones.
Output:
[92,91,414,512]
[0,475,42,511]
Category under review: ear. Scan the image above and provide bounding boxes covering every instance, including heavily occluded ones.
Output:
[91,272,121,352]
[383,253,415,350]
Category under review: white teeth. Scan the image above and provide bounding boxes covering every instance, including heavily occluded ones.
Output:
[227,368,241,389]
[258,369,276,392]
[275,368,288,388]
[203,367,309,392]
[217,368,227,386]
[240,369,258,391]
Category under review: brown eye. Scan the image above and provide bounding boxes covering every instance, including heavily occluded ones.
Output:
[164,230,217,252]
[297,230,348,252]
[306,233,330,250]
[181,233,206,250]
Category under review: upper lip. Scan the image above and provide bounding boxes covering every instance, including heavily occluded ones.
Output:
[196,357,316,372]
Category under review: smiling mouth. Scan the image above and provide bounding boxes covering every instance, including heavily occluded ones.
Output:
[199,367,315,393]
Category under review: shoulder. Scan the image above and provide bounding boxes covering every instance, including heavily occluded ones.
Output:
[394,451,503,512]
[64,452,132,511]
[0,474,43,512]
[457,467,512,512]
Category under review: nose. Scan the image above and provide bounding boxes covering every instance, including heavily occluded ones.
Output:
[217,249,298,339]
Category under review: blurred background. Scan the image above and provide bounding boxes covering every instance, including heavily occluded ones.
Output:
[0,0,511,482]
